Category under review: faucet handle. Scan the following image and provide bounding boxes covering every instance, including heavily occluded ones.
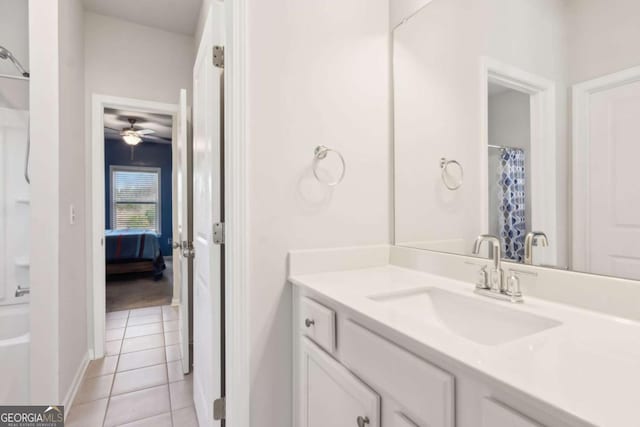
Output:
[475,265,489,290]
[506,273,523,303]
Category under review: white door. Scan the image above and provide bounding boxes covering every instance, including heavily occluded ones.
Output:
[588,80,640,280]
[192,3,224,426]
[300,338,381,427]
[173,88,191,374]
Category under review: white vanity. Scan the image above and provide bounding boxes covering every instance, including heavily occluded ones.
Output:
[289,1,640,425]
[290,247,640,427]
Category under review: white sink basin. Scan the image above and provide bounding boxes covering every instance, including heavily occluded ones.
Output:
[370,287,561,345]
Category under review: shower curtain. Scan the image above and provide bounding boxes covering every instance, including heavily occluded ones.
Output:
[498,148,526,262]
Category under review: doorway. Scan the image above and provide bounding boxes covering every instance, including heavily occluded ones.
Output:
[480,58,558,266]
[487,83,532,262]
[103,108,175,312]
[79,2,244,424]
[89,95,189,362]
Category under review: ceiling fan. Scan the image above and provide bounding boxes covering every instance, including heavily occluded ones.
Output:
[109,118,155,146]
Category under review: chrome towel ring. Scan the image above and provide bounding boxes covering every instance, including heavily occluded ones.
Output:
[313,145,346,186]
[440,157,463,190]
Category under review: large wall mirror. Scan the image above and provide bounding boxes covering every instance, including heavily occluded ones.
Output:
[393,0,640,281]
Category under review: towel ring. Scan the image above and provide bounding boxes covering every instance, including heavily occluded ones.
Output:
[440,158,463,190]
[313,145,346,186]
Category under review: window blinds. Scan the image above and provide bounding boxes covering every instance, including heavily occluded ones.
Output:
[112,169,160,231]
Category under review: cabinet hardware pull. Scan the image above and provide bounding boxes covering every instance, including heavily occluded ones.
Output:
[357,416,370,426]
[305,318,315,328]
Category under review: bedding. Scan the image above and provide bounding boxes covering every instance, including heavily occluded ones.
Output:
[105,229,166,278]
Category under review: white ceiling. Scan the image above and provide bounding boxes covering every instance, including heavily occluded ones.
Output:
[104,108,173,144]
[82,0,203,36]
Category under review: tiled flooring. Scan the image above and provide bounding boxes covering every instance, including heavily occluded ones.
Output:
[66,305,199,427]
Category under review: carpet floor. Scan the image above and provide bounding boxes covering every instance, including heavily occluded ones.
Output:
[106,258,173,312]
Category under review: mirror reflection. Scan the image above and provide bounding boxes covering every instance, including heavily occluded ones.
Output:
[393,0,640,281]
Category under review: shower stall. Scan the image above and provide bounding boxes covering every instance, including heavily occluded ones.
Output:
[0,0,31,405]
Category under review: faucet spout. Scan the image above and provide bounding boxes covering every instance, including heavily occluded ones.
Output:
[472,234,501,271]
[472,234,504,292]
[524,231,549,265]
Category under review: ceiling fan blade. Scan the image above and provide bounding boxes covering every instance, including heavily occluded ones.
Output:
[104,127,121,132]
[137,129,155,135]
[148,135,171,142]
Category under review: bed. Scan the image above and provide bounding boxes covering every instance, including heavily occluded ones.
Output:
[105,229,166,279]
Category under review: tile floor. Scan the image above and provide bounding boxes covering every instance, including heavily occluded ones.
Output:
[66,305,199,427]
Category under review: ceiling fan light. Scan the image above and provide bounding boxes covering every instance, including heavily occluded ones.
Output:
[122,133,142,145]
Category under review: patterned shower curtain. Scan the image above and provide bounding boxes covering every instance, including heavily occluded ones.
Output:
[498,148,526,262]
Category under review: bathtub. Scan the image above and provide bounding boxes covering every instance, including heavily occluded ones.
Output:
[0,305,29,404]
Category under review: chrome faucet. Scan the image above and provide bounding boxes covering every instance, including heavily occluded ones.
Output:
[15,285,30,297]
[472,235,503,291]
[524,231,549,265]
[472,235,523,303]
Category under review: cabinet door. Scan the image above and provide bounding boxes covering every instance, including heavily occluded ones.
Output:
[394,413,419,427]
[482,399,543,427]
[300,338,380,427]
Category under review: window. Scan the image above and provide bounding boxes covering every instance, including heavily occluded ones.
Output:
[111,166,161,232]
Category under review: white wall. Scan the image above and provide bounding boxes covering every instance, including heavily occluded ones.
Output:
[58,0,87,401]
[393,0,568,265]
[390,0,433,28]
[28,0,60,403]
[28,0,88,405]
[195,0,212,50]
[394,0,485,251]
[488,89,531,150]
[0,0,29,110]
[566,0,640,84]
[246,0,390,425]
[84,12,195,106]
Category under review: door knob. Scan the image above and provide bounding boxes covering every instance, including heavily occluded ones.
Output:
[357,416,370,427]
[181,241,195,258]
[304,318,315,328]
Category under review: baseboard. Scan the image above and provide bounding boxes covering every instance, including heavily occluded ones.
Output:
[63,351,90,413]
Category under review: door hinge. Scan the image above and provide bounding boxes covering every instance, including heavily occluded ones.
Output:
[213,46,224,68]
[213,222,225,245]
[213,397,226,420]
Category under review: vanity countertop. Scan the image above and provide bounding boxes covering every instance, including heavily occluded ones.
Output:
[290,265,640,427]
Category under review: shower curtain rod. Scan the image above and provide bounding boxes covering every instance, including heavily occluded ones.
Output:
[0,73,29,81]
[488,144,519,150]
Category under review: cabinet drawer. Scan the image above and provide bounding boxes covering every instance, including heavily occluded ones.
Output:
[342,320,454,427]
[482,399,543,427]
[299,297,336,353]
